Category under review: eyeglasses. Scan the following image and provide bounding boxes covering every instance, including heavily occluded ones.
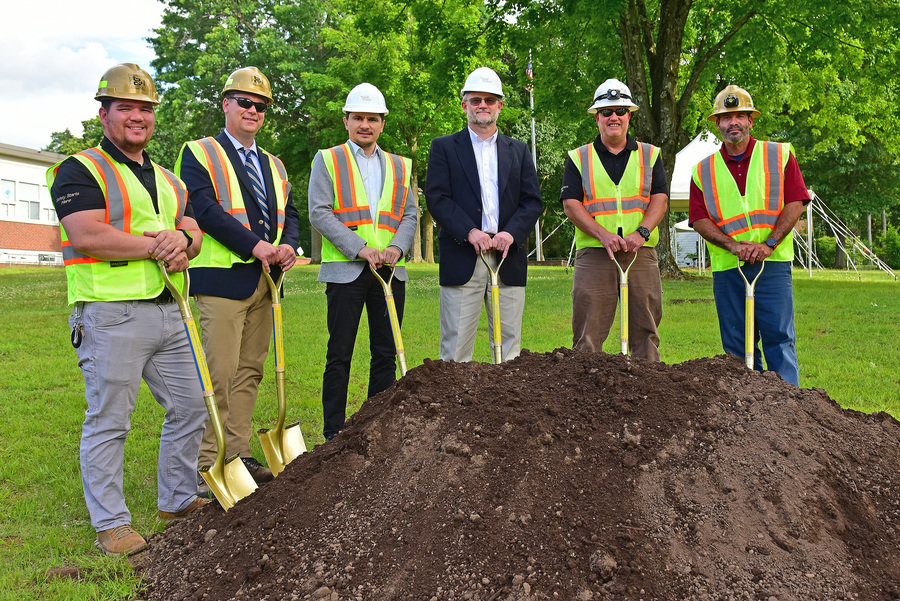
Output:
[599,107,629,117]
[466,96,499,107]
[229,96,268,112]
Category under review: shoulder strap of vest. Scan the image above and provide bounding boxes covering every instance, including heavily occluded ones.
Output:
[75,147,128,228]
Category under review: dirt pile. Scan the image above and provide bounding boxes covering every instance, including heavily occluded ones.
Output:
[137,349,900,601]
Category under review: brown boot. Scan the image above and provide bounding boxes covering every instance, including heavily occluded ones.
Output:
[241,456,274,483]
[95,525,148,557]
[157,496,211,523]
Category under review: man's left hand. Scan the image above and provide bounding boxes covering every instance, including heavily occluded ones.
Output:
[276,244,297,270]
[738,241,773,263]
[491,232,514,258]
[163,251,190,273]
[144,230,188,262]
[382,246,403,267]
[623,231,646,253]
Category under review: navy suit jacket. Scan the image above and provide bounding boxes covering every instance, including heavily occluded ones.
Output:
[425,128,542,286]
[179,130,301,299]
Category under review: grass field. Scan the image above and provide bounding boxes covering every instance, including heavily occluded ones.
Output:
[0,263,897,600]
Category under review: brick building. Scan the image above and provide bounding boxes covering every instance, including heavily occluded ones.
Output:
[1,142,67,266]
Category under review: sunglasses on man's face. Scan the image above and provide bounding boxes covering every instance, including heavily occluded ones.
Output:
[229,96,268,112]
[599,107,629,117]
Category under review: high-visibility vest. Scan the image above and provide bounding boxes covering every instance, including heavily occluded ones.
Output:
[692,141,794,272]
[175,137,289,268]
[567,141,660,250]
[317,143,411,263]
[46,147,187,305]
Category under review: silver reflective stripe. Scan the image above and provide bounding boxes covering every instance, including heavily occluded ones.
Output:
[330,145,371,225]
[157,165,187,224]
[577,145,594,202]
[718,219,746,236]
[764,141,783,212]
[62,245,91,262]
[268,153,287,228]
[639,142,653,199]
[698,156,723,223]
[378,153,405,231]
[196,138,249,226]
[750,213,779,227]
[620,198,646,212]
[80,148,126,229]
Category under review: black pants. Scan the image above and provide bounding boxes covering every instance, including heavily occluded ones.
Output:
[322,267,405,439]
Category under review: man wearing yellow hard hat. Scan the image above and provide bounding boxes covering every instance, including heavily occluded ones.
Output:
[47,63,209,557]
[176,67,301,487]
[690,85,810,385]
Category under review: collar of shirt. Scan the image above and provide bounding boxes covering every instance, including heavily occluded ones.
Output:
[347,140,384,221]
[467,127,498,147]
[721,136,757,164]
[593,132,637,156]
[100,136,153,169]
[223,128,258,156]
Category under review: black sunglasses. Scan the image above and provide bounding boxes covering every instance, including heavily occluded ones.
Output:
[599,107,629,117]
[229,95,268,112]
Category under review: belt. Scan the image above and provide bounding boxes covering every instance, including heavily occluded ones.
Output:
[137,289,175,304]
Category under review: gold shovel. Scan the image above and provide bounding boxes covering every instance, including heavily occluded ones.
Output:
[158,261,258,510]
[479,251,506,364]
[736,258,766,370]
[257,269,307,477]
[369,264,407,376]
[613,251,639,355]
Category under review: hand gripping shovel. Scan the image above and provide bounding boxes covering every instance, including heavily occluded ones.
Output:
[257,269,307,477]
[479,251,506,365]
[369,264,407,376]
[158,262,257,510]
[613,251,639,355]
[736,258,766,370]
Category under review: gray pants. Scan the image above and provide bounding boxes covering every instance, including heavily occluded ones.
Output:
[71,300,206,531]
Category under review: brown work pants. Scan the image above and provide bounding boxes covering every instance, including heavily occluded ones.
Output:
[571,246,662,360]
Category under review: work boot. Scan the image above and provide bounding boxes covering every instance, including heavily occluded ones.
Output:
[241,456,274,483]
[95,525,148,557]
[157,496,211,523]
[197,472,211,498]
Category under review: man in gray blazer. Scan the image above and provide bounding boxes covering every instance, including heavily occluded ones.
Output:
[308,83,417,440]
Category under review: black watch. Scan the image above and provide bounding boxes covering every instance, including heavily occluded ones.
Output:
[636,226,651,241]
[765,237,777,249]
[179,229,194,248]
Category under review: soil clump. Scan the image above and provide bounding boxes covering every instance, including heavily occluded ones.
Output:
[137,349,899,600]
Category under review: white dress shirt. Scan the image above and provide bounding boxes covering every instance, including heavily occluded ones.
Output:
[348,140,384,224]
[468,127,499,234]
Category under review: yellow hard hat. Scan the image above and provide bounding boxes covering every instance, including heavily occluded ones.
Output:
[222,66,273,105]
[95,63,159,105]
[708,85,760,122]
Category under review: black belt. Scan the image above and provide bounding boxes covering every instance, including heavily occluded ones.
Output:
[138,289,175,304]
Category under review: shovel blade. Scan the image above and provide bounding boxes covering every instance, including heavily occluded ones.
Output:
[258,422,307,477]
[201,454,258,511]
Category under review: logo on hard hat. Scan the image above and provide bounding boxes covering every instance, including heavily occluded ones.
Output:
[361,94,372,101]
[724,95,739,108]
[252,75,262,85]
[132,75,145,89]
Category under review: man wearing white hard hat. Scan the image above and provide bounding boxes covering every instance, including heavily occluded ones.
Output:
[560,78,668,360]
[426,67,542,363]
[308,83,417,440]
[690,85,809,386]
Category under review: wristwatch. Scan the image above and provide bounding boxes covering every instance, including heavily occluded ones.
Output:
[179,229,194,248]
[765,237,777,249]
[636,226,651,242]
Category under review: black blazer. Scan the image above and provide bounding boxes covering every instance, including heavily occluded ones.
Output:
[180,130,301,299]
[425,128,542,286]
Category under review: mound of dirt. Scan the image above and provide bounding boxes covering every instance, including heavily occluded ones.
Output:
[136,349,900,601]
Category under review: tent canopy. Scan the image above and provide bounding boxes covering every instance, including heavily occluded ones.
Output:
[669,131,720,211]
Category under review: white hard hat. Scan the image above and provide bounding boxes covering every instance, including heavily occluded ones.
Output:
[342,82,389,115]
[460,67,504,99]
[588,78,639,114]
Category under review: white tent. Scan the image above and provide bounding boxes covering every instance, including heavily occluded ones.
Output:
[669,131,721,211]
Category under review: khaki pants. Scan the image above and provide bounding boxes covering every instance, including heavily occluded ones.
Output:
[195,273,273,466]
[572,246,662,360]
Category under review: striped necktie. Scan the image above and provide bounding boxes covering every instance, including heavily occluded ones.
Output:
[240,147,271,240]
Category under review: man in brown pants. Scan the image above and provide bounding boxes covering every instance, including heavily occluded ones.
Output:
[560,78,668,359]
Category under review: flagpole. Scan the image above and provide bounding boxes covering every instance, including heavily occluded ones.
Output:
[528,51,543,261]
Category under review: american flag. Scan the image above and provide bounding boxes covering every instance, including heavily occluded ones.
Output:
[526,61,533,80]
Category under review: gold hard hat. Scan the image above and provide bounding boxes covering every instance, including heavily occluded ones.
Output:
[95,63,159,105]
[708,85,760,122]
[222,66,273,105]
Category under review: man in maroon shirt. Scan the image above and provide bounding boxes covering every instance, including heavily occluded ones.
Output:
[689,85,809,385]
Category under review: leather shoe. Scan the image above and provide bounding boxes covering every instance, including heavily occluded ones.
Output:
[95,524,148,557]
[157,496,211,523]
[241,456,274,483]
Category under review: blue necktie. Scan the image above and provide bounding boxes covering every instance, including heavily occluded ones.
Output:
[240,147,271,240]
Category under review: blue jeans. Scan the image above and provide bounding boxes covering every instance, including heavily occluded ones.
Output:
[712,261,799,385]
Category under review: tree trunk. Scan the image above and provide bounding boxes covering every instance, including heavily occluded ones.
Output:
[311,228,322,264]
[835,232,847,269]
[410,170,424,263]
[423,209,435,263]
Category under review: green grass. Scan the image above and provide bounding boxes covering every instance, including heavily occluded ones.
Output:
[0,264,897,599]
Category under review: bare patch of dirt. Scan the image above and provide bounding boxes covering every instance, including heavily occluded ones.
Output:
[136,349,900,601]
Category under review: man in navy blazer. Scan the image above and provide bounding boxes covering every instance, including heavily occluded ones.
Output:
[426,67,542,363]
[176,67,300,489]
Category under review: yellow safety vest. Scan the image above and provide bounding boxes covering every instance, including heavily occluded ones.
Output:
[318,143,411,263]
[692,141,793,272]
[175,137,289,268]
[47,147,187,304]
[567,141,660,250]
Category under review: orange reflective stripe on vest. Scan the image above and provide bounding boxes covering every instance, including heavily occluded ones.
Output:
[328,145,370,227]
[194,137,249,227]
[578,142,653,216]
[378,153,407,234]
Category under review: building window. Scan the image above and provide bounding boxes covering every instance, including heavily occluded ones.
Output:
[19,182,40,221]
[1,179,15,217]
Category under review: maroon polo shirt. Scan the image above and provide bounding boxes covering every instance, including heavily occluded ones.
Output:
[688,137,809,226]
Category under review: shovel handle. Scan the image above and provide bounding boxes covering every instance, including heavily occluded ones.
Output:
[369,264,407,376]
[614,252,638,356]
[262,270,288,436]
[479,252,506,364]
[737,259,766,370]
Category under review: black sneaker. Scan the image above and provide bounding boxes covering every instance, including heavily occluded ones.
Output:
[241,456,274,483]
